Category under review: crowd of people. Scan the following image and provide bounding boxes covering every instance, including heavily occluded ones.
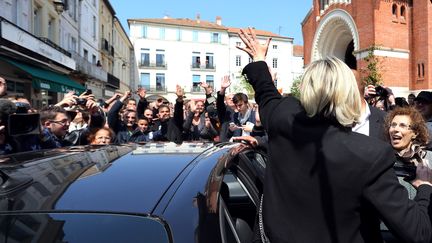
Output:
[0,70,269,154]
[0,27,432,242]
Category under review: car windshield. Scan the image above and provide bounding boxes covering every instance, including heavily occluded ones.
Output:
[0,212,171,243]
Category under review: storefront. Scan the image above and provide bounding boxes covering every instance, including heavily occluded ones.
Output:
[0,17,80,108]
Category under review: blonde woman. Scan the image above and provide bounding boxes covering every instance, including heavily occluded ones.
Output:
[237,27,432,243]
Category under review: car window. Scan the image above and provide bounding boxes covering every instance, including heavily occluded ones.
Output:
[219,150,268,243]
[0,212,171,243]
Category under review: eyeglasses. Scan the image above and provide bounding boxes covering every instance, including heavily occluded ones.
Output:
[390,122,411,130]
[50,119,70,126]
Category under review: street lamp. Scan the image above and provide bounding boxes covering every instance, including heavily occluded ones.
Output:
[122,63,126,69]
[53,0,65,15]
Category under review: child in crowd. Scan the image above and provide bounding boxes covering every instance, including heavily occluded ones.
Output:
[129,117,161,143]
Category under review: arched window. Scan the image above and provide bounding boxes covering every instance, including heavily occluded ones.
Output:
[400,6,406,19]
[392,4,398,17]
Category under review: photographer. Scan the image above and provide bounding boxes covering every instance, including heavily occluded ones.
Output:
[0,98,46,153]
[54,90,106,146]
[365,84,396,111]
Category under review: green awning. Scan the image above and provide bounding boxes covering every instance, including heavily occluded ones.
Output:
[1,58,85,94]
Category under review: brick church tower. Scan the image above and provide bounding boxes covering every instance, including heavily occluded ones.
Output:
[302,0,431,95]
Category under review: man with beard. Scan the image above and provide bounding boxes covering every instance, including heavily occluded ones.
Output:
[152,85,184,144]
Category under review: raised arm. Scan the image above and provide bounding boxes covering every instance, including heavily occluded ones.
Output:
[237,27,282,130]
[216,75,231,123]
[136,87,149,119]
[173,85,184,128]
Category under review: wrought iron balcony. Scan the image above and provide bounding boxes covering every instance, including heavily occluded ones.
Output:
[141,85,167,93]
[138,62,168,69]
[190,86,204,93]
[190,63,216,71]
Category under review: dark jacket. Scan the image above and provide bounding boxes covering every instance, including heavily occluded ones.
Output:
[153,98,184,144]
[216,91,235,142]
[108,100,137,143]
[128,128,162,143]
[183,111,217,141]
[369,105,386,141]
[231,108,257,137]
[243,61,432,243]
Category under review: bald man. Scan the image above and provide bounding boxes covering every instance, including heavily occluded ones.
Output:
[351,69,386,140]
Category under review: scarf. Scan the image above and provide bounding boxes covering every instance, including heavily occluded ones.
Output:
[396,142,427,166]
[238,108,252,125]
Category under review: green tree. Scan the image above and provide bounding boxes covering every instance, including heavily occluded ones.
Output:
[232,72,255,97]
[290,75,302,99]
[361,45,384,87]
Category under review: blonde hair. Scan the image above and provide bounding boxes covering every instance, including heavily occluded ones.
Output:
[300,56,362,127]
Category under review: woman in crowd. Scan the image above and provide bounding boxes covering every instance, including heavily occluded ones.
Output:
[385,107,432,185]
[88,127,114,145]
[237,27,432,243]
[183,99,217,141]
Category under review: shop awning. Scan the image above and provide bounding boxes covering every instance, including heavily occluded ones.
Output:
[1,58,85,94]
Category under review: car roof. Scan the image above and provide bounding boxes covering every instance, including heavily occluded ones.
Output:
[0,142,219,215]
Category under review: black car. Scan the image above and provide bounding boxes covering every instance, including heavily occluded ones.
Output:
[0,142,267,243]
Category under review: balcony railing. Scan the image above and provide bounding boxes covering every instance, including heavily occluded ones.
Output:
[71,52,107,82]
[139,62,168,69]
[141,85,167,93]
[190,63,216,71]
[39,37,71,57]
[191,86,203,93]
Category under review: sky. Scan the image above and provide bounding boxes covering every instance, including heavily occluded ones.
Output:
[110,0,312,45]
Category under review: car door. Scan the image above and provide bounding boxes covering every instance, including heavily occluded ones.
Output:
[218,148,267,243]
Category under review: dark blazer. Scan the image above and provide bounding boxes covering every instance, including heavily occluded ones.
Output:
[368,105,386,141]
[216,91,235,142]
[152,98,184,144]
[243,61,432,243]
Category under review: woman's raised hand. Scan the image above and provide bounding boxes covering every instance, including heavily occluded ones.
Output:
[237,27,271,62]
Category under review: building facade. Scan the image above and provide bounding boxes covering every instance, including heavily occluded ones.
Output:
[0,0,80,107]
[72,0,107,99]
[113,17,135,92]
[0,0,137,107]
[302,0,429,96]
[129,16,303,102]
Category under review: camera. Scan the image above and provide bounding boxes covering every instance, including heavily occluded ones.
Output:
[82,89,92,96]
[76,98,87,106]
[393,161,416,181]
[14,102,30,114]
[374,86,389,98]
[8,113,40,136]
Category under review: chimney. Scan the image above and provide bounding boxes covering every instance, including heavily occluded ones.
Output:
[196,13,201,23]
[216,16,222,26]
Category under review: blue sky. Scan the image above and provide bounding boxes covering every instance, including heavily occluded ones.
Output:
[110,0,312,45]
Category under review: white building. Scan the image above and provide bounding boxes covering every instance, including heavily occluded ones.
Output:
[72,0,107,98]
[128,16,304,102]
